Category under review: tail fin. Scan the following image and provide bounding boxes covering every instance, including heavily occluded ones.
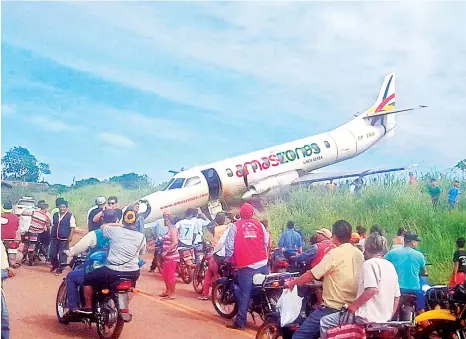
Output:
[364,73,396,136]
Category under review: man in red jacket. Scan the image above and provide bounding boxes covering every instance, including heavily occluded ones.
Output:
[1,203,19,241]
[224,203,269,330]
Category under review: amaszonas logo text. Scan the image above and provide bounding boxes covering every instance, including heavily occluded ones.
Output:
[235,142,322,177]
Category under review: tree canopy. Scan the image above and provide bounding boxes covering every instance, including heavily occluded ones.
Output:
[109,173,150,189]
[1,146,51,182]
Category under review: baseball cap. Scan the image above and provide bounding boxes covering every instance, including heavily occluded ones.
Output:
[96,196,107,205]
[102,209,118,223]
[2,202,13,213]
[351,232,361,243]
[316,228,332,239]
[404,231,421,242]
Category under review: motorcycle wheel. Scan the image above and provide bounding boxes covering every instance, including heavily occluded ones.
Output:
[256,321,282,339]
[414,321,461,339]
[56,280,70,324]
[180,262,193,284]
[193,264,206,294]
[28,252,34,266]
[211,283,238,319]
[96,298,125,339]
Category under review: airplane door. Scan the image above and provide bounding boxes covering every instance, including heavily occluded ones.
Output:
[201,168,222,201]
[329,130,357,161]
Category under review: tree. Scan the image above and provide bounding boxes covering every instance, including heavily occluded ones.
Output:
[39,162,51,182]
[74,177,101,188]
[109,173,150,189]
[455,159,466,180]
[1,146,49,182]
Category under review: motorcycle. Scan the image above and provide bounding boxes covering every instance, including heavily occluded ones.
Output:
[414,283,466,339]
[269,248,290,273]
[2,238,20,267]
[56,254,136,339]
[212,262,298,323]
[177,247,194,284]
[22,232,47,266]
[256,281,322,339]
[149,236,164,274]
[193,240,213,294]
[392,275,432,322]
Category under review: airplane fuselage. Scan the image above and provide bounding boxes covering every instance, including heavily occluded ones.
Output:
[139,116,388,223]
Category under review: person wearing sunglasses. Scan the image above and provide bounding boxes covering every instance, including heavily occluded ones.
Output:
[92,196,123,225]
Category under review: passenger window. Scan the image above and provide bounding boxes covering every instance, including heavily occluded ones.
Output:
[251,162,258,170]
[185,176,201,187]
[324,141,330,148]
[168,178,185,190]
[236,165,244,175]
[262,158,270,167]
[226,168,234,177]
[277,153,285,162]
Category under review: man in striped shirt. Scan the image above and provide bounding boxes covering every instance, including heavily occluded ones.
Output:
[29,202,52,261]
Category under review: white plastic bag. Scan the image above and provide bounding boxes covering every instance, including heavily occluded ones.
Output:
[276,286,303,327]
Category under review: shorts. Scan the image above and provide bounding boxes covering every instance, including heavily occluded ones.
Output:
[83,266,140,290]
[449,272,466,287]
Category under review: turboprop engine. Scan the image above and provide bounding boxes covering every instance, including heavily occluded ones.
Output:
[241,170,301,200]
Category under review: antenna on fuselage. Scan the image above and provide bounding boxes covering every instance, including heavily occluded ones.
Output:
[168,167,186,176]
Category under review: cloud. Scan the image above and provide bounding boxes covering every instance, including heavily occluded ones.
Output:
[29,115,77,132]
[99,132,135,149]
[1,1,465,182]
[2,104,16,116]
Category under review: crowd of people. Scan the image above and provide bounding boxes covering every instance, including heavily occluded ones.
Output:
[1,191,465,338]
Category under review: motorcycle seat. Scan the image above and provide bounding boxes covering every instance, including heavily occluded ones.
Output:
[400,293,417,304]
[253,273,284,285]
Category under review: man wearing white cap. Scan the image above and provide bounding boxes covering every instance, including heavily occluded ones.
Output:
[87,197,107,232]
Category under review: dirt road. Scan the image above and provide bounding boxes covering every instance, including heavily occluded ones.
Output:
[3,255,261,339]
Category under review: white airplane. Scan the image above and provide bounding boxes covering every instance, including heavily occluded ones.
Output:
[138,73,427,223]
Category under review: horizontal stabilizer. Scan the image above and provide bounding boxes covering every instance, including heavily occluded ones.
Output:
[293,164,418,185]
[364,105,428,119]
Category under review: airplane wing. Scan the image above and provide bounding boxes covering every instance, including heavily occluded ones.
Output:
[292,164,418,185]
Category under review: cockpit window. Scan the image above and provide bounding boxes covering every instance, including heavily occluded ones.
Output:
[185,176,201,187]
[162,178,175,191]
[168,178,185,190]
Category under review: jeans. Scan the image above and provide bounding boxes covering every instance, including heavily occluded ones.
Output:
[1,291,9,339]
[320,311,364,339]
[292,306,338,339]
[50,238,69,269]
[65,265,85,310]
[234,265,268,329]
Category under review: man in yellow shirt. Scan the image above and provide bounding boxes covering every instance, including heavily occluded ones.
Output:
[286,220,364,339]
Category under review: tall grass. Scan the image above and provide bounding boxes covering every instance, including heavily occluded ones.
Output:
[264,180,466,284]
[3,177,464,283]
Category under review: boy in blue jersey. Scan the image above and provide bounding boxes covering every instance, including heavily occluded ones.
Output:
[448,180,461,210]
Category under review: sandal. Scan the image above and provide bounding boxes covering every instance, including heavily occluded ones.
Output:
[162,295,176,300]
[159,292,169,297]
[197,296,209,300]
